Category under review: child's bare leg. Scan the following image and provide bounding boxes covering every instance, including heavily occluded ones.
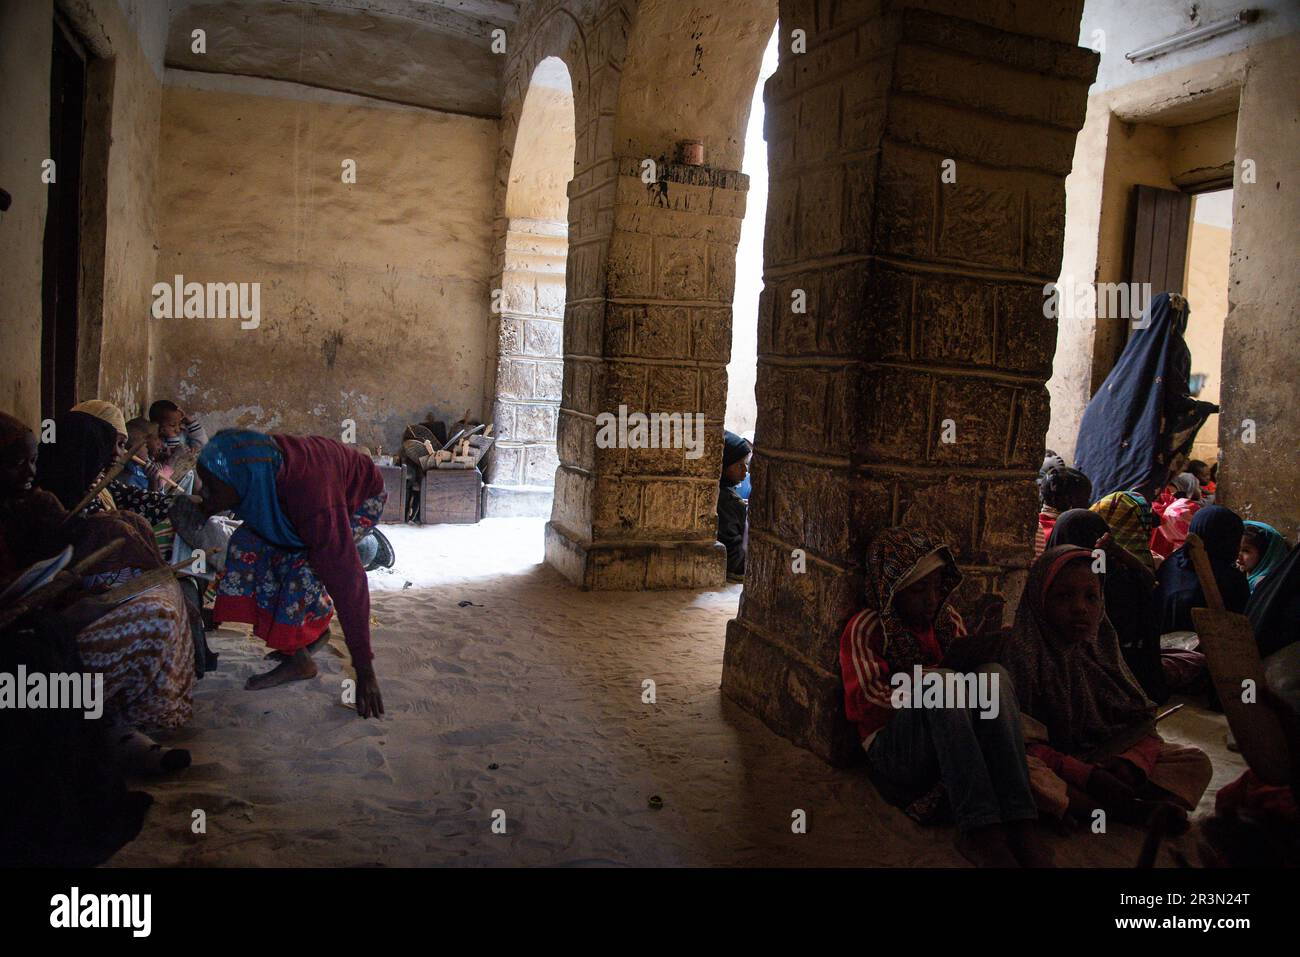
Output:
[246,647,317,689]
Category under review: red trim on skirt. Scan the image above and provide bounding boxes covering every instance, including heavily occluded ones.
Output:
[213,594,333,654]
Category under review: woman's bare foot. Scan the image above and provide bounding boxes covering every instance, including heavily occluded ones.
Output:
[246,648,317,689]
[265,632,332,661]
[1007,820,1055,867]
[954,825,1021,867]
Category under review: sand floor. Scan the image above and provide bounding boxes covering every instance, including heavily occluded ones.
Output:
[109,518,1244,867]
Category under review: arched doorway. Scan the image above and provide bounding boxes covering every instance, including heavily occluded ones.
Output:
[484,55,576,517]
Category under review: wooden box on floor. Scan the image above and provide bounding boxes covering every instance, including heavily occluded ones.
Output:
[376,464,407,524]
[420,469,482,525]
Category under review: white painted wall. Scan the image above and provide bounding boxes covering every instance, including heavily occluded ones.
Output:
[726,25,778,436]
[1081,0,1300,93]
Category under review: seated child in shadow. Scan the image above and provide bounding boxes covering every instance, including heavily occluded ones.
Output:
[997,546,1212,832]
[839,526,1052,867]
[121,417,163,491]
[1034,466,1092,559]
[148,399,207,484]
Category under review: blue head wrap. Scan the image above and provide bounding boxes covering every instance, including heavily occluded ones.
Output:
[198,429,305,549]
[1243,520,1288,592]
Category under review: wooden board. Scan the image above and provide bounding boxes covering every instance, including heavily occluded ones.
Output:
[376,463,406,525]
[420,469,481,525]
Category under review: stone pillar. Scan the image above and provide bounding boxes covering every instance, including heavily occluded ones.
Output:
[546,158,748,589]
[484,218,567,517]
[1217,33,1300,537]
[721,1,1096,764]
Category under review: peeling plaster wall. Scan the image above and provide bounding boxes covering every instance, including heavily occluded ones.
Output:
[1218,37,1300,534]
[152,78,499,450]
[1183,197,1231,464]
[96,0,164,416]
[0,0,162,423]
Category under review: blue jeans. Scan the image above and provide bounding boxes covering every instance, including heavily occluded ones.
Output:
[866,664,1038,832]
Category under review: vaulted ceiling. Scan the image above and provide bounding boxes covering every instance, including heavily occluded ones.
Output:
[165,0,522,116]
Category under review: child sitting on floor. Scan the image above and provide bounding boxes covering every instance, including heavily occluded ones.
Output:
[121,417,162,491]
[1239,521,1288,593]
[1034,466,1092,559]
[997,546,1212,831]
[1189,459,1215,503]
[840,527,1053,867]
[149,399,208,461]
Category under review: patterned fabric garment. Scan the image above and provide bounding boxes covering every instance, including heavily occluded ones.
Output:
[75,579,195,732]
[1033,506,1059,560]
[83,484,177,570]
[213,492,386,654]
[1091,491,1157,571]
[840,527,968,743]
[862,526,965,667]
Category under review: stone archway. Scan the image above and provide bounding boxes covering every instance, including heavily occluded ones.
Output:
[530,0,1098,766]
[484,56,576,517]
[543,0,780,589]
[483,0,633,519]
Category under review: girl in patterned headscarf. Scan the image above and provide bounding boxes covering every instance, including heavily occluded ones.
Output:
[1091,490,1158,571]
[839,527,1050,867]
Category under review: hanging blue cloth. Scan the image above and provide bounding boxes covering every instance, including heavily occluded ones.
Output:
[198,429,306,549]
[1074,292,1216,503]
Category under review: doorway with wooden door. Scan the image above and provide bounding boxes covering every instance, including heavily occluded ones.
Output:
[40,15,89,423]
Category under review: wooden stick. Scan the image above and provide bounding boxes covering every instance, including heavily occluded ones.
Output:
[70,540,128,575]
[1183,533,1225,611]
[60,438,147,523]
[1156,703,1184,723]
[95,552,212,608]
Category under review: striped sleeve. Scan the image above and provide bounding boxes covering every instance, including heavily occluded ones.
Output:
[839,610,896,726]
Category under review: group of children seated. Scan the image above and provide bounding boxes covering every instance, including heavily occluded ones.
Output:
[119,400,209,491]
[0,396,215,864]
[838,450,1297,867]
[4,384,1293,867]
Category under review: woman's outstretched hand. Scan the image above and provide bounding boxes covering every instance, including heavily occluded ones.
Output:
[355,664,385,718]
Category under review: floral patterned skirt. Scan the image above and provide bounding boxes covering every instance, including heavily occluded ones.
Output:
[213,493,386,654]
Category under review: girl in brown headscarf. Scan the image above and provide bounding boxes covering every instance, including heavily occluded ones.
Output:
[998,546,1212,827]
